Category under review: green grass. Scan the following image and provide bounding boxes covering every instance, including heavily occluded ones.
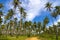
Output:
[0,35,27,40]
[38,33,60,40]
[7,36,27,40]
[0,34,60,40]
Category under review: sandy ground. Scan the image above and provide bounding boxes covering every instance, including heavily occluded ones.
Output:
[25,37,40,40]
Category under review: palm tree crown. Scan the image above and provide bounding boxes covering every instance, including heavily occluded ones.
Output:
[45,2,52,11]
[0,3,3,8]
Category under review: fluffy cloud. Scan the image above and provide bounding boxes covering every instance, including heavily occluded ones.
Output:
[4,0,49,21]
[4,0,60,22]
[53,15,60,26]
[57,15,60,22]
[58,19,60,22]
[24,0,48,21]
[52,0,60,7]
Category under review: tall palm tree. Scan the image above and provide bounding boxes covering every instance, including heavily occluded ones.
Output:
[28,21,32,34]
[5,9,14,20]
[13,0,27,34]
[58,22,60,34]
[51,6,60,40]
[14,18,17,27]
[13,0,21,9]
[45,2,52,11]
[58,22,60,26]
[23,11,27,22]
[0,3,3,35]
[9,20,14,35]
[33,21,37,35]
[55,6,60,15]
[14,18,17,34]
[13,0,20,28]
[23,21,28,34]
[1,24,5,34]
[5,9,14,35]
[19,7,26,29]
[0,11,3,24]
[51,6,60,18]
[43,17,49,32]
[37,22,41,34]
[23,21,27,35]
[6,23,9,35]
[0,3,3,25]
[0,3,3,8]
[49,26,54,34]
[45,2,60,40]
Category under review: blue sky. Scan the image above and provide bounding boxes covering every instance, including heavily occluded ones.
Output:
[0,0,60,27]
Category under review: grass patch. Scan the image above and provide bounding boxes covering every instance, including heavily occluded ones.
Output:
[0,35,27,40]
[38,33,60,40]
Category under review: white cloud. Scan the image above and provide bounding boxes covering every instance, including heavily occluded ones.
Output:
[52,0,60,7]
[58,19,60,22]
[4,0,48,21]
[25,0,48,21]
[53,15,60,26]
[57,15,60,22]
[5,0,60,22]
[54,21,58,25]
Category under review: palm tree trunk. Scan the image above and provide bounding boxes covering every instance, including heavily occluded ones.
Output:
[0,16,1,34]
[20,18,23,35]
[55,18,58,40]
[52,18,58,40]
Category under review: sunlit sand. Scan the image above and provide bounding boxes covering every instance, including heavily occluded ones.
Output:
[25,37,40,40]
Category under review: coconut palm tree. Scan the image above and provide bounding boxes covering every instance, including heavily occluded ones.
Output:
[24,21,32,36]
[19,7,25,29]
[28,21,32,34]
[14,18,17,27]
[19,7,27,35]
[55,6,60,15]
[15,21,20,35]
[0,11,3,25]
[45,2,52,11]
[0,3,3,35]
[37,22,41,34]
[5,9,14,20]
[0,3,3,8]
[43,17,49,32]
[23,21,27,35]
[51,6,60,18]
[57,22,60,34]
[14,18,17,34]
[58,22,60,27]
[0,15,2,34]
[1,24,6,34]
[13,0,27,34]
[45,2,60,40]
[51,6,60,40]
[9,20,14,35]
[0,3,3,25]
[32,21,37,35]
[4,9,14,35]
[13,0,20,27]
[49,26,54,34]
[13,0,21,9]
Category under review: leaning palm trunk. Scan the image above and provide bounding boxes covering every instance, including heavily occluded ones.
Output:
[52,17,58,40]
[55,18,58,40]
[6,24,8,37]
[0,24,2,35]
[20,18,23,35]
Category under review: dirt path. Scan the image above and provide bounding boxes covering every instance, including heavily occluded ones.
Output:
[25,37,40,40]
